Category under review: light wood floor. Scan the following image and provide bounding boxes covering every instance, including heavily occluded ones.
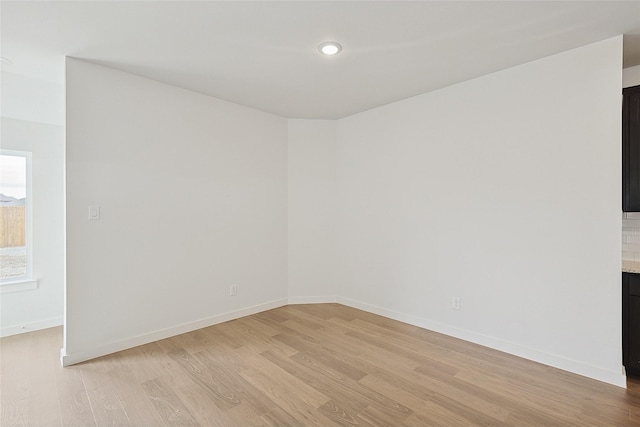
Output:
[2,303,640,426]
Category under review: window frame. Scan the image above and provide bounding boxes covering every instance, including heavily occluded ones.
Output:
[0,149,36,293]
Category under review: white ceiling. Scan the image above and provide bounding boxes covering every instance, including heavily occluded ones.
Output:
[2,1,640,119]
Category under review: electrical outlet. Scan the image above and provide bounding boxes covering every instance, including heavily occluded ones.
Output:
[229,284,237,296]
[452,297,461,310]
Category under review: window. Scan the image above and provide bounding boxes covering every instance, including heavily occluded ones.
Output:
[0,150,35,292]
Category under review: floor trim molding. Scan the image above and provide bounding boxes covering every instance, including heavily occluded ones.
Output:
[1,316,63,338]
[336,296,627,388]
[288,295,337,304]
[58,295,626,387]
[60,298,288,367]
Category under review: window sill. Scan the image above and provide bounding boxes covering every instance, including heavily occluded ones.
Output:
[0,279,37,294]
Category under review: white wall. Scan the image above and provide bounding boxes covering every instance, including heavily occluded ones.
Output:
[1,71,64,126]
[64,38,625,386]
[0,118,65,336]
[64,58,288,364]
[623,64,640,88]
[287,120,337,302]
[333,37,623,386]
[0,70,65,337]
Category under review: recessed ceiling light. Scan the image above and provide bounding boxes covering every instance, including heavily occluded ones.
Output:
[318,42,342,56]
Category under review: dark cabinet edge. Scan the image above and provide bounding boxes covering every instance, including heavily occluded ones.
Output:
[623,85,640,212]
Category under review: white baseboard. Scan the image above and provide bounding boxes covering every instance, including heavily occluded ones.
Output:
[288,295,337,304]
[60,298,287,367]
[336,296,627,388]
[1,316,63,338]
[57,294,627,388]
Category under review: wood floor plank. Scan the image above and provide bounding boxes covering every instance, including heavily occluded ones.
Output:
[274,332,368,381]
[4,305,640,426]
[318,400,374,427]
[259,339,412,423]
[294,303,359,321]
[342,327,460,376]
[107,365,167,427]
[221,321,299,357]
[287,304,346,324]
[283,316,429,381]
[226,404,267,426]
[239,361,330,408]
[260,349,370,417]
[234,316,283,337]
[171,373,236,427]
[403,410,479,427]
[54,365,97,427]
[357,404,416,427]
[358,373,430,405]
[109,345,164,384]
[359,366,509,426]
[27,328,63,426]
[276,309,325,331]
[289,351,413,420]
[167,348,241,411]
[252,308,293,324]
[453,366,595,424]
[1,334,30,427]
[260,403,312,427]
[252,316,323,346]
[141,377,200,426]
[194,349,298,421]
[240,366,332,426]
[629,404,640,424]
[282,318,424,377]
[80,366,130,426]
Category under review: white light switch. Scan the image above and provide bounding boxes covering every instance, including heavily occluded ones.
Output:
[88,205,100,220]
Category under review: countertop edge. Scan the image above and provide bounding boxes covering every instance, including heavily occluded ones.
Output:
[623,260,640,274]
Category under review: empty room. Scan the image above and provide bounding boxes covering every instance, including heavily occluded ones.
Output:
[2,1,640,425]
